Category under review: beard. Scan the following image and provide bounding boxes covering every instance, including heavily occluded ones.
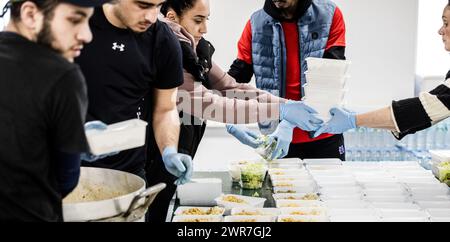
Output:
[272,0,291,9]
[36,18,61,55]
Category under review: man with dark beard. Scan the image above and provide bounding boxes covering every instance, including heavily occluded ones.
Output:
[0,0,110,221]
[227,0,348,161]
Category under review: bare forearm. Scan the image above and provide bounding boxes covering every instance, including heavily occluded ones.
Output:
[153,108,180,154]
[153,88,181,154]
[356,106,397,131]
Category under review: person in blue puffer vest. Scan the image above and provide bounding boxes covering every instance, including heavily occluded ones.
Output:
[227,0,348,161]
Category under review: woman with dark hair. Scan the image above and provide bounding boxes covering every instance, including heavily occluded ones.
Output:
[144,0,324,222]
[314,1,450,141]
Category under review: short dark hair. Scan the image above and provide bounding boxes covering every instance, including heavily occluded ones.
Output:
[160,0,198,17]
[10,0,59,22]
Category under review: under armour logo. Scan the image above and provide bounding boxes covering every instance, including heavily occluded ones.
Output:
[112,42,125,52]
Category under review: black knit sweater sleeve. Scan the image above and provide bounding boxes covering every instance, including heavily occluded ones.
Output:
[392,75,450,139]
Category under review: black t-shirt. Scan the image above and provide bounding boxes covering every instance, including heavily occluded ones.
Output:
[75,8,183,173]
[0,32,89,221]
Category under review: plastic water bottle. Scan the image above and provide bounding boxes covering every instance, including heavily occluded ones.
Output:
[435,123,447,149]
[425,127,435,150]
[407,134,416,151]
[416,130,426,151]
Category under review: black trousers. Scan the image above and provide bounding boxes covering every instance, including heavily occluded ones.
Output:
[145,121,206,222]
[286,134,346,161]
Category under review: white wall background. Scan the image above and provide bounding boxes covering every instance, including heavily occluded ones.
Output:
[334,0,418,110]
[416,0,450,77]
[0,0,8,29]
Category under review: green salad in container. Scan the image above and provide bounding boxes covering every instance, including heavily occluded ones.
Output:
[240,163,267,189]
[438,161,450,185]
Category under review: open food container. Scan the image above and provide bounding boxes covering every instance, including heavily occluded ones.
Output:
[273,193,320,201]
[270,175,313,182]
[231,207,280,217]
[277,215,329,222]
[215,194,266,214]
[280,207,328,216]
[228,160,265,183]
[276,200,325,208]
[174,206,225,216]
[268,168,309,176]
[224,215,275,222]
[240,163,268,189]
[86,119,147,155]
[172,215,223,222]
[272,180,316,188]
[273,185,317,194]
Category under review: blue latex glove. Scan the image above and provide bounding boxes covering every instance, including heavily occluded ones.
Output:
[280,101,324,131]
[82,121,119,162]
[226,124,264,149]
[313,107,357,138]
[268,120,296,160]
[162,147,193,185]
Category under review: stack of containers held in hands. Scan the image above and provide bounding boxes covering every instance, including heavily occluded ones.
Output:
[303,57,351,122]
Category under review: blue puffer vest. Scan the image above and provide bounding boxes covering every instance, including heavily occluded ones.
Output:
[251,0,336,134]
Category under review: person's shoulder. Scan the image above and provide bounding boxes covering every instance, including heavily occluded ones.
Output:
[151,20,177,40]
[30,48,84,90]
[150,20,181,50]
[21,41,78,78]
[41,50,78,76]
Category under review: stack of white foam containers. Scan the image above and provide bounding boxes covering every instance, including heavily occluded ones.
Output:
[305,160,450,222]
[303,57,351,121]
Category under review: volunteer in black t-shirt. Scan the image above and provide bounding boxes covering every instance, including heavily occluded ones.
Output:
[0,0,109,221]
[76,0,193,184]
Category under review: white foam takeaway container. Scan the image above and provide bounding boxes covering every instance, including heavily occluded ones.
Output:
[177,178,222,206]
[86,119,147,155]
[305,57,351,76]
